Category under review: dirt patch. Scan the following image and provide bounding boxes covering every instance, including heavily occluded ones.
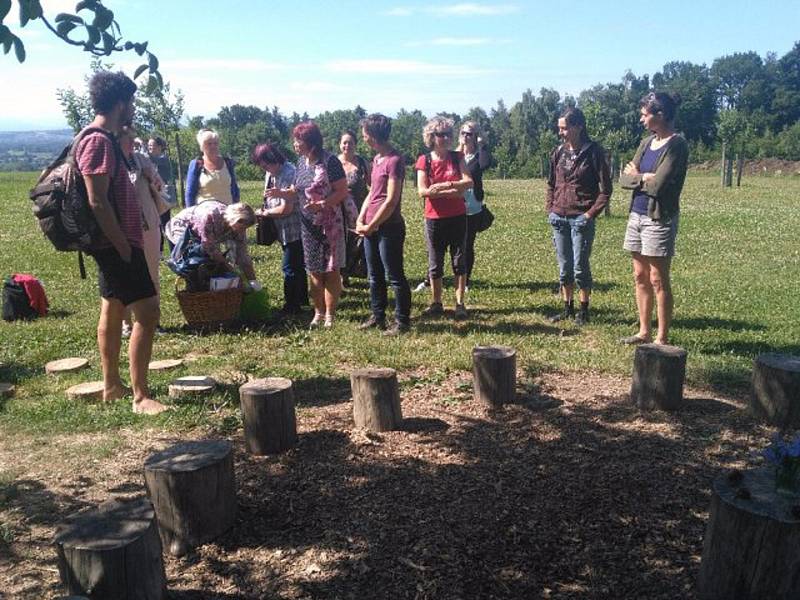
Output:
[0,370,773,599]
[692,158,800,176]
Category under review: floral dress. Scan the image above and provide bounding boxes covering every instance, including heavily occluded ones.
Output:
[294,152,347,273]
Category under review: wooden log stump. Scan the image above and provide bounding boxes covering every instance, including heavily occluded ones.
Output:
[630,343,687,411]
[697,468,800,599]
[54,497,166,600]
[350,368,402,432]
[239,378,298,455]
[168,375,215,399]
[0,382,15,398]
[148,359,183,372]
[46,357,89,375]
[751,353,800,428]
[143,439,236,557]
[66,381,105,401]
[472,345,516,407]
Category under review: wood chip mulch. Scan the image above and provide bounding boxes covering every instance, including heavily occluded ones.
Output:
[0,370,772,599]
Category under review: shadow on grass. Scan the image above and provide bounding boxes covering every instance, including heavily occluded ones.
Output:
[0,362,39,384]
[413,318,577,337]
[293,376,352,407]
[672,316,767,332]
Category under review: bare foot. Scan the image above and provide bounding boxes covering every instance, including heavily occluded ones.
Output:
[104,384,131,402]
[654,338,669,346]
[133,398,170,414]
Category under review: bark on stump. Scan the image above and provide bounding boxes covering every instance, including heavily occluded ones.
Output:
[697,468,800,599]
[350,368,403,432]
[750,353,800,428]
[472,345,517,407]
[239,377,298,455]
[630,343,687,411]
[53,497,166,600]
[143,440,236,557]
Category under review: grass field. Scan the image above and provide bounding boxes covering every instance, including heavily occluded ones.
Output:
[0,173,799,436]
[1,172,799,598]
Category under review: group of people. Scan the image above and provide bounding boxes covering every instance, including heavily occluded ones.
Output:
[73,69,687,417]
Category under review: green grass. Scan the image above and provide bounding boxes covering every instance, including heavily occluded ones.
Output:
[1,171,798,436]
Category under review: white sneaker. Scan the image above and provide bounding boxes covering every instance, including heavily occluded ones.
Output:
[413,281,428,293]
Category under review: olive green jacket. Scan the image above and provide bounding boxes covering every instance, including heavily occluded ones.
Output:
[619,133,688,220]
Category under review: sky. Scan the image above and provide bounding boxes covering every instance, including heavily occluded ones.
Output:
[0,0,798,131]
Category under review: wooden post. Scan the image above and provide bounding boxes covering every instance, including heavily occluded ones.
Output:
[630,343,687,411]
[350,368,403,431]
[720,141,727,187]
[750,353,800,428]
[143,440,236,557]
[239,377,298,455]
[697,468,800,599]
[725,157,734,187]
[472,345,516,407]
[54,497,166,600]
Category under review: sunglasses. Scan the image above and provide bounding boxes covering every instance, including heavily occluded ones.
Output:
[460,131,473,136]
[434,131,452,138]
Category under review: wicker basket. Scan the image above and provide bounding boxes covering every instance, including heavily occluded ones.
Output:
[175,279,243,326]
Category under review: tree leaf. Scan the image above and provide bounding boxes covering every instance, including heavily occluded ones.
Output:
[85,24,100,45]
[148,53,158,72]
[133,63,147,80]
[13,36,25,62]
[101,31,114,54]
[56,20,77,37]
[28,0,42,19]
[55,13,83,24]
[19,2,29,27]
[123,41,133,50]
[0,0,12,21]
[92,6,112,31]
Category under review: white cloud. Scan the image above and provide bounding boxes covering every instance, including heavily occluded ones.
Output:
[326,59,492,76]
[385,3,519,17]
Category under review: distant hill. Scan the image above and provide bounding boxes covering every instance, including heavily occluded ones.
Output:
[0,129,74,172]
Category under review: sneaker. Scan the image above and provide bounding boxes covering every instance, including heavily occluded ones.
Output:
[422,302,444,317]
[574,310,589,326]
[454,304,468,320]
[358,315,387,330]
[383,322,410,336]
[324,315,335,328]
[413,281,429,293]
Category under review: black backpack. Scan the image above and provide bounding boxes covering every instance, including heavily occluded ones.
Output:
[29,127,122,276]
[2,278,38,322]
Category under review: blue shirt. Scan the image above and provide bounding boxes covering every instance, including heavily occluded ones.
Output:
[631,141,668,215]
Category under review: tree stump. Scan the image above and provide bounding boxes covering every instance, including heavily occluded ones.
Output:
[53,497,166,600]
[239,377,298,455]
[750,353,800,428]
[0,382,15,398]
[350,368,403,432]
[697,468,800,599]
[630,343,687,411]
[66,381,105,401]
[143,439,236,557]
[46,358,89,375]
[148,359,183,372]
[168,375,215,399]
[472,345,516,407]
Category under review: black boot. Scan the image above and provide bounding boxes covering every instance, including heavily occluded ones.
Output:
[549,300,575,323]
[575,301,590,326]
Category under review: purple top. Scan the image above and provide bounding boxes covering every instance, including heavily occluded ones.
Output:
[365,151,405,225]
[631,140,668,215]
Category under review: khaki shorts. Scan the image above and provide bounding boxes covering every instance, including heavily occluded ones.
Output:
[623,212,679,257]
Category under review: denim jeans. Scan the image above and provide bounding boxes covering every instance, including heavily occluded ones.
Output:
[364,220,411,326]
[549,212,596,290]
[281,238,308,311]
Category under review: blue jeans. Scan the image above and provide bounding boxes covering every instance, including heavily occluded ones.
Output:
[281,239,308,312]
[364,220,411,326]
[549,212,596,290]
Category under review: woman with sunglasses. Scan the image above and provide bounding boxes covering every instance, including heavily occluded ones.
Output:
[415,117,473,320]
[457,121,492,291]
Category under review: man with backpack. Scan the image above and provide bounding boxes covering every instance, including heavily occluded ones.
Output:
[75,71,167,415]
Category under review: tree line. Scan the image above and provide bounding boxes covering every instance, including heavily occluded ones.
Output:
[59,42,800,182]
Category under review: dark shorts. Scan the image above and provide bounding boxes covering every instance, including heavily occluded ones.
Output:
[425,214,467,279]
[91,246,156,306]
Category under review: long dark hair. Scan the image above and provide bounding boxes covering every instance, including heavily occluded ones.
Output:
[560,107,589,144]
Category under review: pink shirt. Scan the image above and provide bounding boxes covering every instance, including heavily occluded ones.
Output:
[415,151,466,219]
[75,131,143,248]
[365,152,405,224]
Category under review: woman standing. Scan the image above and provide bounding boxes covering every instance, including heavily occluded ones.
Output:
[415,117,472,320]
[252,142,309,316]
[619,92,688,345]
[185,128,240,207]
[546,107,612,326]
[338,130,369,283]
[355,114,411,335]
[457,121,492,291]
[292,121,349,328]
